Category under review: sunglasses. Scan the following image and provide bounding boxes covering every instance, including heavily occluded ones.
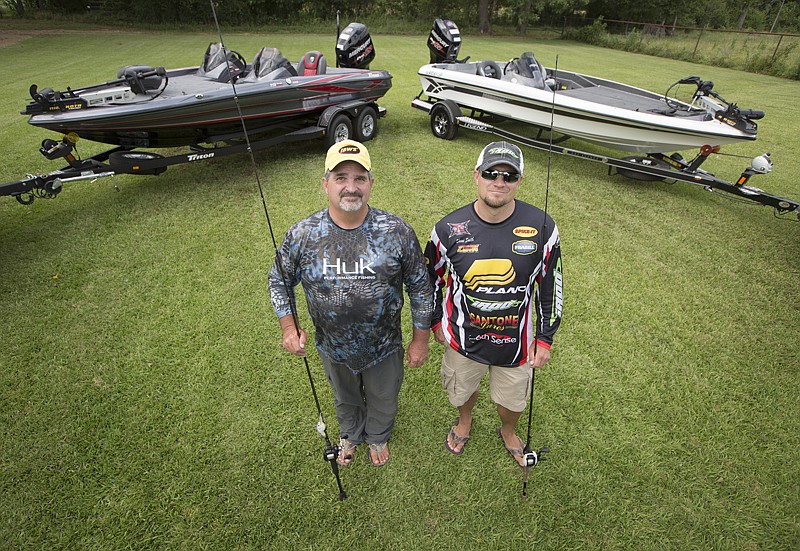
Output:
[480,170,521,183]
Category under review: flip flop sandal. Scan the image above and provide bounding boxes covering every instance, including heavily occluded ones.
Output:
[368,442,389,467]
[496,427,524,468]
[444,419,471,455]
[337,438,357,466]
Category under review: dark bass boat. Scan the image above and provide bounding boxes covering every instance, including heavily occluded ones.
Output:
[3,22,390,203]
[412,19,798,219]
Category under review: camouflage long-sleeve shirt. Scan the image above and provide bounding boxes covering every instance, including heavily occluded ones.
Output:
[269,207,432,373]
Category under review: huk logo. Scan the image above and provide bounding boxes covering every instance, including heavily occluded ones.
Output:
[323,257,376,280]
[339,145,361,155]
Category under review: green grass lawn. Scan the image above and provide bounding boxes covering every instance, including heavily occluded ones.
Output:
[0,25,798,550]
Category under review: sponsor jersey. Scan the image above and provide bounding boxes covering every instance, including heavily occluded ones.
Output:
[426,200,562,367]
[269,207,432,373]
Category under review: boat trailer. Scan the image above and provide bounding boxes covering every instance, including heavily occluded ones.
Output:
[412,97,799,220]
[1,101,384,205]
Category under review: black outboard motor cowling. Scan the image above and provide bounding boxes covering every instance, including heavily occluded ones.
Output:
[336,22,375,69]
[428,18,461,63]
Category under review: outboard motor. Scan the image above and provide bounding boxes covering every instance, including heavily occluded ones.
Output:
[428,18,462,63]
[336,22,375,69]
[116,65,165,95]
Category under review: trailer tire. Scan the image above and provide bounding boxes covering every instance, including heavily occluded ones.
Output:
[354,106,378,142]
[108,151,167,175]
[325,113,353,147]
[430,100,460,140]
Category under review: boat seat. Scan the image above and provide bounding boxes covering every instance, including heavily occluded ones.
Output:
[197,42,247,82]
[504,52,547,90]
[299,51,327,76]
[477,60,502,79]
[240,47,297,82]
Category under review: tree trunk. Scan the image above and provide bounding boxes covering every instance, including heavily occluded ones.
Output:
[478,0,491,34]
[14,0,24,16]
[518,0,532,34]
[737,7,749,30]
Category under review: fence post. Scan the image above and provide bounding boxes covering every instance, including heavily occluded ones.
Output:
[771,34,784,62]
[693,26,705,57]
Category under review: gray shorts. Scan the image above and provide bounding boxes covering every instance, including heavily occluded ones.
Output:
[441,346,532,412]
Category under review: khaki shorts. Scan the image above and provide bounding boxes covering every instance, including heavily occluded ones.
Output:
[441,346,533,412]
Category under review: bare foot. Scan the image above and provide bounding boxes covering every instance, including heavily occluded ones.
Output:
[368,442,389,466]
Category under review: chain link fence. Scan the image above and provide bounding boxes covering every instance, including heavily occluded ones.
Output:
[557,16,800,80]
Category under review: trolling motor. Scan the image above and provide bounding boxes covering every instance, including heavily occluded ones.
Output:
[23,66,167,115]
[666,76,765,135]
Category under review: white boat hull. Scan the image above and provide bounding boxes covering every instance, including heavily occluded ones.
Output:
[418,63,757,153]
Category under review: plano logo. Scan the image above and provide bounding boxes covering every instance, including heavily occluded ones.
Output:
[338,145,361,155]
[513,226,538,237]
[463,259,515,290]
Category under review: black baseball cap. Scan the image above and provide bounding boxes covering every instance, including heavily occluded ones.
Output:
[475,141,524,175]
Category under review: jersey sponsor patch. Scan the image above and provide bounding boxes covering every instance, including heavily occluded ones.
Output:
[512,240,537,255]
[466,296,523,312]
[470,332,518,345]
[469,312,520,331]
[513,226,538,238]
[448,220,471,238]
[457,243,480,253]
[463,259,515,290]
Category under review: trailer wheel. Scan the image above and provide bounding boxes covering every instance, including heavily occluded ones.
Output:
[354,106,378,142]
[108,151,167,175]
[430,100,460,140]
[325,113,353,147]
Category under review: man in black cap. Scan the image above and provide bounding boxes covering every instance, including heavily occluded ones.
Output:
[425,141,563,467]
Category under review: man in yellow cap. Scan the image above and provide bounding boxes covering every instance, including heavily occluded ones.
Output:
[268,140,432,467]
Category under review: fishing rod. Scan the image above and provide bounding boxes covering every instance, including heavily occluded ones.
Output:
[208,0,347,501]
[520,55,560,499]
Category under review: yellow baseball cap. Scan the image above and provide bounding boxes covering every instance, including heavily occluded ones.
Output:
[324,139,371,172]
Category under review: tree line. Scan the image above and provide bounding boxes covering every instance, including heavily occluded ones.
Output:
[5,0,800,33]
